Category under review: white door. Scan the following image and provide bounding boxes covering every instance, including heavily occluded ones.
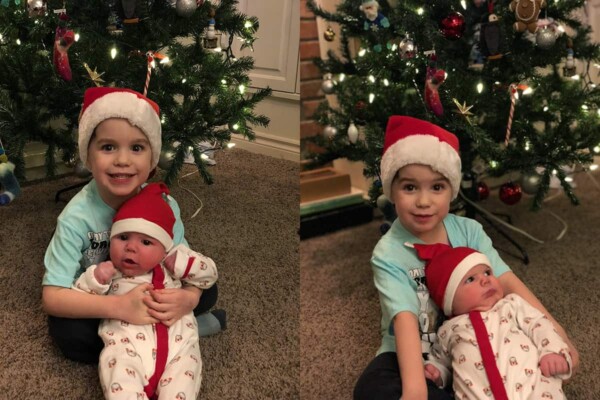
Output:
[236,0,300,93]
[231,0,300,161]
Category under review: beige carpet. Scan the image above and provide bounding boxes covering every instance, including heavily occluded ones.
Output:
[0,149,299,399]
[300,169,600,400]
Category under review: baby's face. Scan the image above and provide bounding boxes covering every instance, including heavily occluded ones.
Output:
[452,263,504,315]
[110,232,166,277]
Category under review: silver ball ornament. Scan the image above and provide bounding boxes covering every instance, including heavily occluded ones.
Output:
[74,160,92,178]
[321,73,335,94]
[536,28,556,50]
[27,0,46,17]
[398,38,416,59]
[158,148,176,170]
[521,171,542,195]
[176,0,197,18]
[323,125,338,138]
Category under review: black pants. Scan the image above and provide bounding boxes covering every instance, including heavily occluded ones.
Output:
[48,283,218,364]
[354,352,453,400]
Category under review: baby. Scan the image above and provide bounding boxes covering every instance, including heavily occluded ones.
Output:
[73,182,218,399]
[414,243,571,399]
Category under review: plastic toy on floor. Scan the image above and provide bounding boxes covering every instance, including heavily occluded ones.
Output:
[0,140,21,205]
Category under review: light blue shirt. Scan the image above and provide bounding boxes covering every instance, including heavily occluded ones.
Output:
[371,213,511,355]
[43,179,187,287]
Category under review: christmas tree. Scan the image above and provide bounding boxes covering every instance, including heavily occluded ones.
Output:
[0,0,270,185]
[305,0,600,211]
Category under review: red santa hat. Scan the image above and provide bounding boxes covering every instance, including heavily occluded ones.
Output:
[413,243,491,316]
[78,87,162,170]
[110,182,175,252]
[380,116,461,201]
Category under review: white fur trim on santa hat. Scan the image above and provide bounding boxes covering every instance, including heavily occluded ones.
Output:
[78,91,162,169]
[111,218,174,252]
[443,252,491,316]
[381,134,462,202]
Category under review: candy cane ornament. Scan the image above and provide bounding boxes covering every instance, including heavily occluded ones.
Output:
[504,83,530,146]
[505,83,518,146]
[143,51,167,96]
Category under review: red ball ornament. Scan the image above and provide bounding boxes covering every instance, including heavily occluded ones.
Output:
[355,100,366,111]
[499,181,522,205]
[439,12,466,40]
[477,181,490,201]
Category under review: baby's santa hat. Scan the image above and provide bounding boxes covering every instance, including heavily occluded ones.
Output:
[111,182,175,252]
[78,87,162,169]
[413,243,491,316]
[380,116,461,201]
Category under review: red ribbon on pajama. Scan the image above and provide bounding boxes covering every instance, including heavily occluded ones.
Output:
[144,265,169,400]
[468,311,509,400]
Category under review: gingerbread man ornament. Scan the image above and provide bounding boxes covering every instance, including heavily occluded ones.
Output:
[509,0,546,33]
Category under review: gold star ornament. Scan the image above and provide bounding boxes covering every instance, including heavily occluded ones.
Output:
[84,63,105,87]
[452,98,475,125]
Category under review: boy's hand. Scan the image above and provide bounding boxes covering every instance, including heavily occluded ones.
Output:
[94,261,117,285]
[144,286,200,327]
[117,283,159,325]
[424,363,443,387]
[540,353,570,377]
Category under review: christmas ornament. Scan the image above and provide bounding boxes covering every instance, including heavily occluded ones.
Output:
[0,141,20,206]
[122,0,138,20]
[323,125,338,138]
[509,0,545,33]
[355,100,367,121]
[398,37,416,59]
[324,26,335,42]
[143,51,167,96]
[480,13,502,60]
[158,147,176,170]
[84,63,105,87]
[536,27,556,49]
[0,161,20,206]
[107,8,124,35]
[359,0,389,32]
[521,171,541,195]
[176,0,197,18]
[27,0,46,17]
[321,73,335,94]
[53,16,75,81]
[452,98,474,126]
[424,55,446,117]
[477,181,490,200]
[439,12,465,40]
[347,122,358,144]
[499,181,522,205]
[203,7,218,49]
[74,159,92,179]
[504,83,528,146]
[563,48,576,77]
